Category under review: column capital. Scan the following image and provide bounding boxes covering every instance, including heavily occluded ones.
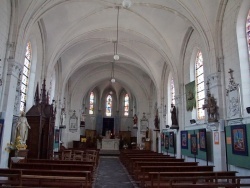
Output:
[7,59,22,78]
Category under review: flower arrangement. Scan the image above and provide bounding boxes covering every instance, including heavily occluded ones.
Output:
[5,136,27,153]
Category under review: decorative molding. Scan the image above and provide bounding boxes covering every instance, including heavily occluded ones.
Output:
[225,69,242,120]
[226,69,239,95]
[7,60,22,78]
[207,72,221,89]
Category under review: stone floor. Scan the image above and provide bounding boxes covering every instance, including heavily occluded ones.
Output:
[93,156,138,188]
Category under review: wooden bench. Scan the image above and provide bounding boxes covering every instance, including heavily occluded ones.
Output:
[0,168,21,187]
[136,165,214,183]
[131,161,198,175]
[20,169,92,187]
[144,171,238,188]
[11,162,94,179]
[27,158,95,166]
[126,157,185,170]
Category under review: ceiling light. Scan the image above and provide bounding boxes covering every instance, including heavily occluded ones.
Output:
[113,54,119,61]
[111,78,116,83]
[122,0,132,9]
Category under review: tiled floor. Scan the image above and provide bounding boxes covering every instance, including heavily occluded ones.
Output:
[93,156,138,188]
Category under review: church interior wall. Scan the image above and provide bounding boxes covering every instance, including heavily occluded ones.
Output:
[0,0,11,112]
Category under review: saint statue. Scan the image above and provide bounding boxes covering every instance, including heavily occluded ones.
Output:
[16,112,31,143]
[170,104,178,126]
[202,93,218,122]
[133,114,138,126]
[60,108,66,126]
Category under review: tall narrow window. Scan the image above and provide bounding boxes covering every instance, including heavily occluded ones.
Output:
[246,10,250,59]
[89,92,94,114]
[171,77,175,105]
[20,42,32,112]
[124,94,129,116]
[195,51,205,119]
[106,95,112,116]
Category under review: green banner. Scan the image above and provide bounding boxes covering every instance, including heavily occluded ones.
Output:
[185,81,196,111]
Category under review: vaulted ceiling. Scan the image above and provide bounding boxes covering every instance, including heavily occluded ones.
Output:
[22,0,222,99]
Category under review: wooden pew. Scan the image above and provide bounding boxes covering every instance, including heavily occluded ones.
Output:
[131,161,198,175]
[0,168,21,187]
[126,158,185,171]
[136,165,214,183]
[20,169,92,188]
[27,158,95,166]
[144,171,238,188]
[11,163,94,178]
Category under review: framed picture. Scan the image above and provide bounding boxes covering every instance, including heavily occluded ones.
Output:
[191,134,198,155]
[181,131,188,149]
[165,134,169,149]
[231,124,248,156]
[0,119,4,148]
[199,129,206,151]
[169,132,174,147]
[214,132,219,145]
[69,110,78,132]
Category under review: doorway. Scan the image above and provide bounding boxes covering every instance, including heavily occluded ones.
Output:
[102,118,114,136]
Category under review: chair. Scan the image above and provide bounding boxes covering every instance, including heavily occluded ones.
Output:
[61,150,72,160]
[73,150,84,161]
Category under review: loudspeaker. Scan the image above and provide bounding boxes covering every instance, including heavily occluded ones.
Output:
[190,119,196,124]
[246,107,250,114]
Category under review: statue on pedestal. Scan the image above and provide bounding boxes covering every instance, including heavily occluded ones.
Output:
[16,112,31,144]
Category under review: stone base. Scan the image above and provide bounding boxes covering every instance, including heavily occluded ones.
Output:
[99,149,120,156]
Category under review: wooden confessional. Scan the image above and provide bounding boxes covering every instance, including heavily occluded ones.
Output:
[26,80,55,159]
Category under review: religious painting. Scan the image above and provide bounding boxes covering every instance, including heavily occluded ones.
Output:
[199,129,206,151]
[191,134,198,155]
[54,129,59,144]
[231,125,248,156]
[0,119,4,148]
[169,132,174,147]
[165,134,169,150]
[185,81,196,111]
[181,131,188,149]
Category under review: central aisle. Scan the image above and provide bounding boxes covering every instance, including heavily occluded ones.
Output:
[93,156,138,188]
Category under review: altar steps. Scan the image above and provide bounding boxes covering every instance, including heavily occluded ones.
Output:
[99,149,120,156]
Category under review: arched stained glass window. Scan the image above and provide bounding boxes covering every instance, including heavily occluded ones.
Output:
[20,42,31,112]
[124,94,129,116]
[89,92,94,114]
[246,10,250,59]
[171,77,175,105]
[195,50,205,119]
[106,95,112,116]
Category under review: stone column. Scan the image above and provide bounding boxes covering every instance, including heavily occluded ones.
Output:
[0,60,22,167]
[207,72,226,171]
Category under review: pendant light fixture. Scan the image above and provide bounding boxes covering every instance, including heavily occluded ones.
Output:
[113,6,120,61]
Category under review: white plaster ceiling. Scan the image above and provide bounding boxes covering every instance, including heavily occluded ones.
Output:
[23,0,222,97]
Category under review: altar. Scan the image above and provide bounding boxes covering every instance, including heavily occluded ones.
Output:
[101,139,119,150]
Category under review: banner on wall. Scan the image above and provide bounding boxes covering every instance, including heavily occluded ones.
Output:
[185,81,196,111]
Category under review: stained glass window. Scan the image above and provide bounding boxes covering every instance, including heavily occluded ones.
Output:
[106,95,112,116]
[195,50,205,119]
[246,10,250,59]
[20,42,31,112]
[124,94,129,116]
[171,77,175,105]
[89,92,94,114]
